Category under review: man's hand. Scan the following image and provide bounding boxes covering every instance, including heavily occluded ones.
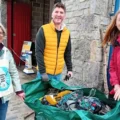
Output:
[67,71,73,77]
[64,71,73,81]
[41,73,49,82]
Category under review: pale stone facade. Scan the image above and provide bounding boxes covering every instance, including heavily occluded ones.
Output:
[1,0,7,45]
[1,0,7,28]
[62,0,115,91]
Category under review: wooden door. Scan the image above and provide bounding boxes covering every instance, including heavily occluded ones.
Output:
[7,2,32,65]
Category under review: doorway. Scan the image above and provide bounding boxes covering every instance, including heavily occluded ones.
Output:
[7,1,32,65]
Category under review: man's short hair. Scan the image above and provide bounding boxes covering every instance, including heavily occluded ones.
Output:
[52,2,66,13]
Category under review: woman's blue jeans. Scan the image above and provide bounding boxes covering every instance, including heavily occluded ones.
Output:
[36,72,62,81]
[0,98,9,120]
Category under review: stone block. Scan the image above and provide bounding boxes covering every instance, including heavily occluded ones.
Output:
[71,4,79,11]
[74,10,84,17]
[66,11,74,18]
[33,2,40,7]
[64,0,74,6]
[94,15,100,27]
[69,18,77,24]
[84,9,90,15]
[68,24,78,31]
[79,0,86,2]
[91,30,100,40]
[94,0,108,16]
[32,11,41,16]
[96,47,102,62]
[82,61,100,88]
[100,17,110,26]
[78,1,89,10]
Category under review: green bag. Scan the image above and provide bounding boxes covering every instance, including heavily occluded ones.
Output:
[22,78,119,120]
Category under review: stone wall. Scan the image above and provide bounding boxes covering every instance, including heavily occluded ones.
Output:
[62,0,115,91]
[1,0,7,28]
[0,0,115,91]
[1,0,7,45]
[32,0,50,40]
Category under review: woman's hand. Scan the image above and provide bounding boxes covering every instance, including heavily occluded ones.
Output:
[114,84,120,91]
[114,84,120,101]
[16,91,25,100]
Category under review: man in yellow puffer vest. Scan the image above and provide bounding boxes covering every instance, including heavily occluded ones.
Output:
[35,2,72,81]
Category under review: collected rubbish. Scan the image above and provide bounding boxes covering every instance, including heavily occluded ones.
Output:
[40,90,72,105]
[40,89,111,115]
[23,79,118,120]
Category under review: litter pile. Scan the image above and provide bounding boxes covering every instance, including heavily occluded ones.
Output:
[40,88,111,115]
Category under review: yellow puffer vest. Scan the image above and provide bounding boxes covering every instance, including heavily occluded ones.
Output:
[42,22,70,75]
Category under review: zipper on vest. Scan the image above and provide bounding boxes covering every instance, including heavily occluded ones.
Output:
[54,30,61,75]
[54,48,58,75]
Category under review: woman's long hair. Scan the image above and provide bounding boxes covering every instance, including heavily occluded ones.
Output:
[102,11,120,47]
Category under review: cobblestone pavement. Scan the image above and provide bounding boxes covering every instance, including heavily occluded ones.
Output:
[6,66,36,120]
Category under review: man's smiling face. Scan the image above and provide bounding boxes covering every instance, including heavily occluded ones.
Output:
[52,7,66,25]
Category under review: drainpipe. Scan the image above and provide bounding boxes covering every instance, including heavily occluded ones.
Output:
[114,0,120,14]
[107,0,120,91]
